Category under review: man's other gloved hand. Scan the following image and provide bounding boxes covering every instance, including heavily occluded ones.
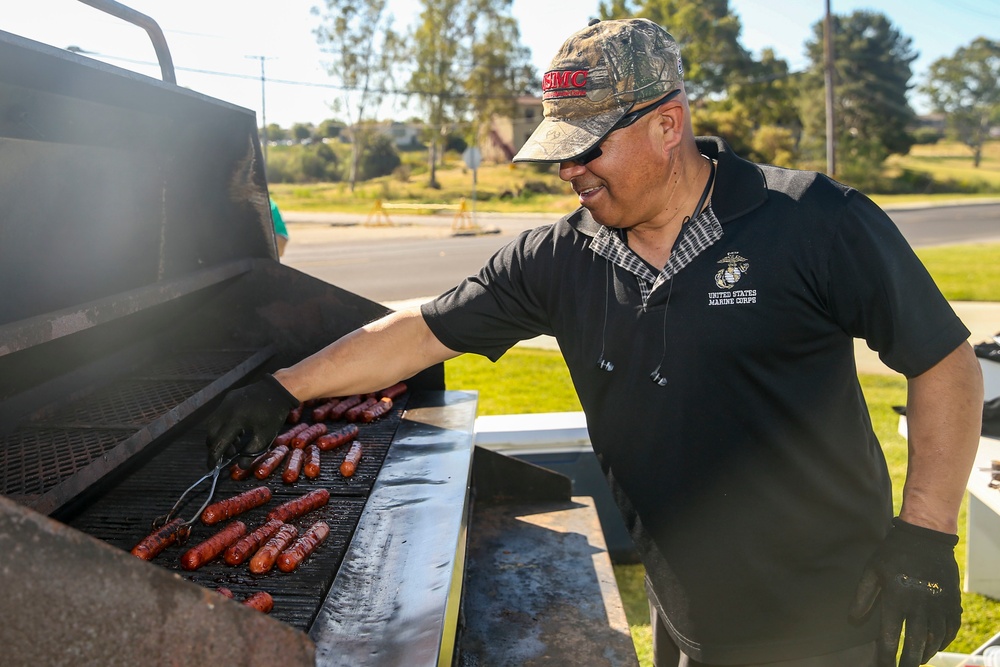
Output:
[848,517,962,667]
[205,375,300,469]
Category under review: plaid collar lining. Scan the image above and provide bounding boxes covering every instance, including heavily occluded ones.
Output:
[590,206,724,304]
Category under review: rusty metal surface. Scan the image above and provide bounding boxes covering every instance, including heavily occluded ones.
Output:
[0,493,315,667]
[459,496,639,667]
[309,390,478,667]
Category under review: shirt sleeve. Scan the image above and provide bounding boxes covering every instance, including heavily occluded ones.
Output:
[824,192,969,377]
[421,227,557,362]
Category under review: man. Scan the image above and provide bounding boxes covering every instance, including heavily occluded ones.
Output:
[206,18,984,667]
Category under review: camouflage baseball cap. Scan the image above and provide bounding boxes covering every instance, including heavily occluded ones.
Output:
[513,18,684,164]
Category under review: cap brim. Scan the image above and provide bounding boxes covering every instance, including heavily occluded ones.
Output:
[512,108,627,163]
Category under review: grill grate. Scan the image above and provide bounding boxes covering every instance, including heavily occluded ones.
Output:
[67,392,410,631]
[43,379,211,428]
[137,349,263,380]
[0,348,263,504]
[0,428,130,498]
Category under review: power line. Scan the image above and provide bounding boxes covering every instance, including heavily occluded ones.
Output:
[72,50,536,101]
[925,0,1000,21]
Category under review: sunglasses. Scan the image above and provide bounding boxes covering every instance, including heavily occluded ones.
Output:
[572,89,682,165]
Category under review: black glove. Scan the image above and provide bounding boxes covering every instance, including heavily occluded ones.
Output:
[848,517,962,667]
[205,374,300,469]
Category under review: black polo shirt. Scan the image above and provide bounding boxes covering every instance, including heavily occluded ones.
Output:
[421,137,969,663]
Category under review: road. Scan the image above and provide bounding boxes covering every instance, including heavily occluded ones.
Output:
[282,202,1000,304]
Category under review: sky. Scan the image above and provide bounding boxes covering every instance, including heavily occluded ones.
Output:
[4,0,998,128]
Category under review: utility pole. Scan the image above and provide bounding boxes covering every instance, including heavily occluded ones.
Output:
[824,0,836,177]
[246,55,275,164]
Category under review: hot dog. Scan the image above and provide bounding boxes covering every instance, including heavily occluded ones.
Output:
[230,448,272,481]
[276,521,330,573]
[315,424,359,451]
[180,520,247,571]
[273,423,311,448]
[379,382,408,400]
[224,518,283,566]
[216,587,235,598]
[340,441,363,477]
[286,404,304,424]
[282,447,305,484]
[242,591,274,613]
[131,517,184,561]
[345,397,379,423]
[311,399,341,422]
[248,523,298,574]
[361,397,393,423]
[254,444,290,480]
[290,423,327,449]
[303,444,321,479]
[266,488,330,523]
[327,395,363,420]
[201,486,272,525]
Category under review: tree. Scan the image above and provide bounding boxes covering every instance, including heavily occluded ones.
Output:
[408,0,467,188]
[463,0,537,142]
[921,37,1000,168]
[599,0,752,101]
[291,123,315,143]
[359,132,402,180]
[408,0,534,187]
[799,11,917,178]
[265,123,288,142]
[313,0,403,190]
[317,118,345,140]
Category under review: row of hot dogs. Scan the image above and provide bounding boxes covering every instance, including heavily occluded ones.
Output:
[229,382,409,484]
[131,488,333,613]
[127,381,409,616]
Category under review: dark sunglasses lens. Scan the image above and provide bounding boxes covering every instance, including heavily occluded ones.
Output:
[576,146,603,165]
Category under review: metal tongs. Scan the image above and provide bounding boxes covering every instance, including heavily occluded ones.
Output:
[152,453,239,535]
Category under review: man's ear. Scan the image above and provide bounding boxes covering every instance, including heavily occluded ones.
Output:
[655,102,685,153]
[657,103,687,149]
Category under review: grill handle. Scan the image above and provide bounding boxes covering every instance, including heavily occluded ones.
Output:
[75,0,176,83]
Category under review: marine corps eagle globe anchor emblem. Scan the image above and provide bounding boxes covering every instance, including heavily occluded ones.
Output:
[715,252,750,289]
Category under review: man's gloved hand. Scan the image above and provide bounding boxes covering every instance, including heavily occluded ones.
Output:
[848,517,962,667]
[205,374,300,469]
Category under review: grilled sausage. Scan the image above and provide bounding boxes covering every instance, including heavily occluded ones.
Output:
[282,447,305,484]
[201,486,272,525]
[361,397,393,423]
[249,523,298,574]
[340,441,363,477]
[327,395,363,420]
[286,405,304,424]
[254,444,289,480]
[273,423,311,448]
[303,444,322,479]
[345,397,379,423]
[131,518,184,561]
[230,449,272,481]
[276,521,330,573]
[267,488,330,523]
[216,587,235,599]
[224,518,283,566]
[311,399,341,422]
[242,591,274,613]
[290,423,327,449]
[316,424,359,451]
[379,382,407,400]
[180,521,247,571]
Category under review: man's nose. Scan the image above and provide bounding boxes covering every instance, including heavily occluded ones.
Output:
[559,160,587,181]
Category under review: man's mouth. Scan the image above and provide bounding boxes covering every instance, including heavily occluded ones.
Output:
[576,184,604,202]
